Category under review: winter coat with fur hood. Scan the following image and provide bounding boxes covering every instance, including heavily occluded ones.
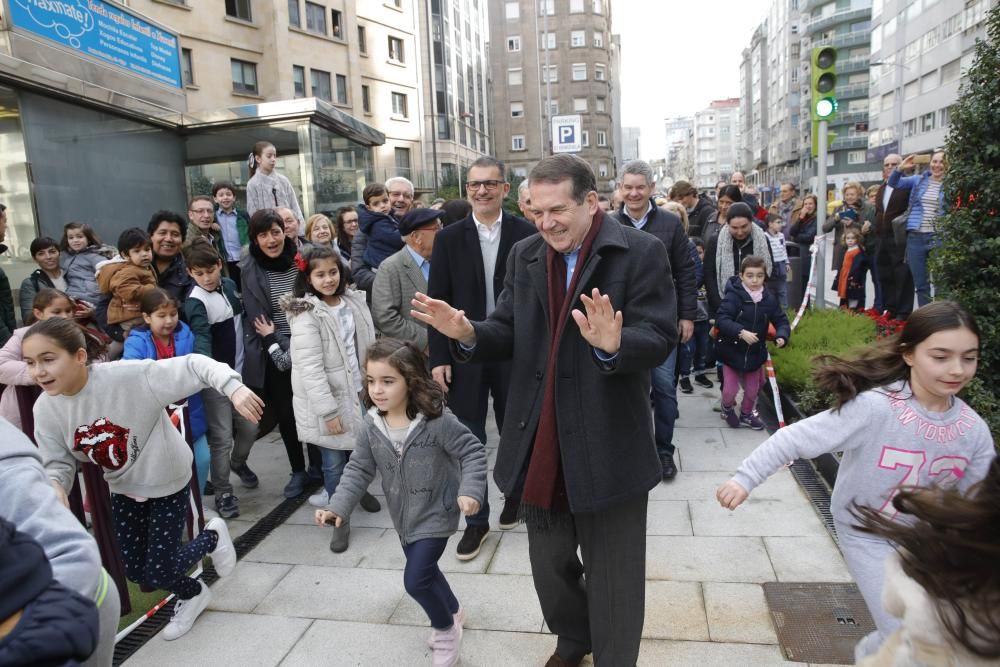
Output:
[282,289,374,449]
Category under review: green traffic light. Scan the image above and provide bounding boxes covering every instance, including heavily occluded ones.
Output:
[816,97,837,118]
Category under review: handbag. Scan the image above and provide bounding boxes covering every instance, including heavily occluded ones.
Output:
[891,204,910,248]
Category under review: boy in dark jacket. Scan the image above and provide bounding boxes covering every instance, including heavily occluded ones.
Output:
[358,183,404,269]
[715,256,791,430]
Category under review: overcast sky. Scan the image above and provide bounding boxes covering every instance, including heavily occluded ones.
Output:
[612,0,772,160]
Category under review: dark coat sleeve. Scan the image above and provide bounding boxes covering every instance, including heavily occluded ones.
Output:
[714,289,744,339]
[772,301,792,342]
[350,231,376,294]
[704,236,721,314]
[453,252,517,365]
[667,218,698,321]
[689,240,704,288]
[427,232,453,370]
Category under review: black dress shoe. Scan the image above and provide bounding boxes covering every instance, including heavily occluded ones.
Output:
[660,454,678,481]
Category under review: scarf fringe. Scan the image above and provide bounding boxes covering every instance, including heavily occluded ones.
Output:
[519,503,574,532]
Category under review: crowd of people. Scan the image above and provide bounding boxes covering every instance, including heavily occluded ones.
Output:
[0,144,993,667]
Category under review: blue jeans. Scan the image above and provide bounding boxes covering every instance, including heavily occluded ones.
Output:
[650,347,679,457]
[678,321,710,378]
[402,537,459,629]
[457,417,491,528]
[906,231,940,307]
[320,448,349,497]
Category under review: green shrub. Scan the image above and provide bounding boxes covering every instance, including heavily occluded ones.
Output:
[930,3,1000,437]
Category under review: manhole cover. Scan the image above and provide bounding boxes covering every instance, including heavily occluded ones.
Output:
[763,582,876,664]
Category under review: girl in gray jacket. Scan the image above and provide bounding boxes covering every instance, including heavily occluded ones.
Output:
[59,223,115,307]
[315,338,486,667]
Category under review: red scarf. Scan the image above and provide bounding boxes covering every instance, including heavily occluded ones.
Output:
[152,334,175,360]
[521,209,605,523]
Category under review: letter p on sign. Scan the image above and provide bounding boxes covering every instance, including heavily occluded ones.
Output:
[551,114,582,153]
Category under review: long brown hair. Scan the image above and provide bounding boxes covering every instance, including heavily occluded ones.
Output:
[854,460,1000,657]
[362,338,443,420]
[813,301,979,410]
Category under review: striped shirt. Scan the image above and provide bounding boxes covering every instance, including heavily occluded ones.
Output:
[266,266,299,336]
[919,179,942,233]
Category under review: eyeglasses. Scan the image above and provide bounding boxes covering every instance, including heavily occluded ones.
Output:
[884,162,900,168]
[466,180,504,191]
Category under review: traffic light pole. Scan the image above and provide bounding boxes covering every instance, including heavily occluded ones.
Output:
[814,119,828,309]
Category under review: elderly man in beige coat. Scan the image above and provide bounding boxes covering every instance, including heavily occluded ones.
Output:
[371,208,444,350]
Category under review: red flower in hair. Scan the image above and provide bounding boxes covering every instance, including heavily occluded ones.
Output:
[294,252,308,272]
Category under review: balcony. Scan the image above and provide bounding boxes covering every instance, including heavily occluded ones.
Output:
[837,56,870,75]
[812,30,870,50]
[831,110,869,127]
[834,82,869,99]
[831,135,868,151]
[806,7,872,35]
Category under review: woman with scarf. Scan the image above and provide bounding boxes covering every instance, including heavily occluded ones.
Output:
[704,202,775,315]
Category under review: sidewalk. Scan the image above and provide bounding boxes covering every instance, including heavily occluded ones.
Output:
[126,385,853,666]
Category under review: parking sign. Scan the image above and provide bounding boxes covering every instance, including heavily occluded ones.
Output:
[552,115,582,153]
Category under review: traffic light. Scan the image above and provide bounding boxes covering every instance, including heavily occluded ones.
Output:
[810,46,838,121]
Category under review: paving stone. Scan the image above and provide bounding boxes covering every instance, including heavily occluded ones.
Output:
[643,581,710,641]
[689,498,829,537]
[703,582,778,644]
[208,561,292,613]
[255,564,404,622]
[278,619,430,665]
[647,536,775,583]
[126,612,311,667]
[243,524,385,567]
[649,469,803,502]
[675,427,765,472]
[638,638,789,666]
[388,572,543,632]
[765,536,854,582]
[487,531,532,575]
[646,501,693,536]
[356,527,502,574]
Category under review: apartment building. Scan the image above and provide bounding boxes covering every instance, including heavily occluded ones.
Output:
[488,0,620,191]
[664,116,695,183]
[693,99,741,190]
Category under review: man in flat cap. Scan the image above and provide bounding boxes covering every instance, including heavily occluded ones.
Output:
[371,207,443,351]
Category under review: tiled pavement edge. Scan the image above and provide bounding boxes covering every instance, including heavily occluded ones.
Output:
[127,387,852,666]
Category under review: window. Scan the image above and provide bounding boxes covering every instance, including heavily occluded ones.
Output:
[330,9,342,38]
[571,63,587,81]
[881,91,894,112]
[570,0,584,12]
[507,36,521,52]
[395,147,411,173]
[920,111,936,133]
[904,80,919,100]
[598,163,608,177]
[573,97,587,112]
[539,0,554,15]
[512,135,526,151]
[181,48,194,86]
[336,73,348,104]
[508,68,522,85]
[358,26,367,54]
[581,130,589,146]
[287,0,300,27]
[549,100,559,115]
[361,84,371,112]
[543,32,556,50]
[920,71,939,94]
[571,30,585,47]
[292,64,305,97]
[596,96,605,112]
[905,118,917,137]
[941,58,961,83]
[593,31,603,48]
[847,150,866,164]
[310,68,332,101]
[510,101,524,117]
[388,36,405,62]
[230,59,258,94]
[305,2,326,34]
[542,65,557,82]
[392,92,409,118]
[594,64,605,81]
[225,0,251,21]
[939,106,953,127]
[596,129,607,146]
[505,1,519,19]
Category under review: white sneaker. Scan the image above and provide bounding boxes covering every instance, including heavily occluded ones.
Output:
[308,490,330,508]
[161,581,211,641]
[429,622,462,667]
[205,517,236,577]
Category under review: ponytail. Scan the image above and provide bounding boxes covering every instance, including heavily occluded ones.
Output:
[249,141,274,179]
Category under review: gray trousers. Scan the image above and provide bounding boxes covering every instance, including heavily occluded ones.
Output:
[837,524,901,661]
[201,388,257,496]
[84,568,121,667]
[527,492,647,666]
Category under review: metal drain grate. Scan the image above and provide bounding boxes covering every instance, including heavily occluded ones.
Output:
[787,458,838,542]
[112,480,321,666]
[763,582,876,664]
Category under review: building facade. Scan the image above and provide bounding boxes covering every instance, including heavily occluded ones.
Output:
[487,0,620,191]
[621,126,641,163]
[693,99,741,190]
[799,0,882,195]
[867,0,997,159]
[664,116,694,183]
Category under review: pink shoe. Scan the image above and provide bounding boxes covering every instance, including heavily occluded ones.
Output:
[427,606,465,648]
[429,623,462,667]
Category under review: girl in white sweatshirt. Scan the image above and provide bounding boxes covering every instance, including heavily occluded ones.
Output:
[716,301,995,660]
[25,317,265,642]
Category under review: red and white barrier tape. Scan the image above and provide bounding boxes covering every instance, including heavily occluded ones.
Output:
[764,353,785,428]
[789,233,825,332]
[114,565,204,642]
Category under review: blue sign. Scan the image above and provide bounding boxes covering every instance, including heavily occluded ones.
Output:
[9,0,182,89]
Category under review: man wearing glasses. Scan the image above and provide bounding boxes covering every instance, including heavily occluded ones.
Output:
[351,176,415,300]
[427,157,535,561]
[873,153,915,320]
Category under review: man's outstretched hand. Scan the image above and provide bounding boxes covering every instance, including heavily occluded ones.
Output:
[411,293,476,345]
[571,288,623,355]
